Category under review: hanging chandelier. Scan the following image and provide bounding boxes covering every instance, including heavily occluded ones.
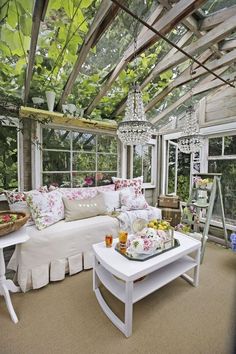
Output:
[117,84,153,145]
[177,105,204,154]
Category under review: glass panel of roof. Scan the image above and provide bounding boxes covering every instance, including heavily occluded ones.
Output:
[201,0,236,15]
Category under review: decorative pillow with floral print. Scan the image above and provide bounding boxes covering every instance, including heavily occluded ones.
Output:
[26,190,64,230]
[120,187,148,211]
[58,184,115,200]
[112,176,143,195]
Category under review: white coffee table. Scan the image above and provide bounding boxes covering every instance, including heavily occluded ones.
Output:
[93,232,201,337]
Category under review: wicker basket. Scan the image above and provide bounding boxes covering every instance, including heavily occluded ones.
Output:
[0,211,29,237]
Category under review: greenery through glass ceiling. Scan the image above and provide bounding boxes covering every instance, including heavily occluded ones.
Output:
[0,0,191,122]
[0,0,234,124]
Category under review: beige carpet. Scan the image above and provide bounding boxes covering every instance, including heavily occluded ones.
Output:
[0,242,235,354]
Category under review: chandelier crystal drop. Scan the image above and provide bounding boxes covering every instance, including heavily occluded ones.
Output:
[177,106,204,154]
[117,84,153,145]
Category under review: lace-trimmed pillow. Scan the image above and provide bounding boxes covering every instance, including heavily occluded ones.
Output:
[112,176,143,195]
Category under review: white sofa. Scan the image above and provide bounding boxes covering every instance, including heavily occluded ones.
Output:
[8,215,119,292]
[7,185,162,292]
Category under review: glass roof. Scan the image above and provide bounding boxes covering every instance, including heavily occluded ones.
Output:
[0,0,235,127]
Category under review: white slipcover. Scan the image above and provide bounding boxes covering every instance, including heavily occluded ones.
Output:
[8,215,119,292]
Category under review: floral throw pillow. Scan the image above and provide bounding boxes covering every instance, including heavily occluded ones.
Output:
[120,188,148,211]
[112,176,143,195]
[26,190,64,230]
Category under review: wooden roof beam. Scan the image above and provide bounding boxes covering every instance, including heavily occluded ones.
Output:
[199,4,236,31]
[149,14,236,82]
[150,67,231,125]
[145,48,236,112]
[144,49,213,112]
[84,3,164,116]
[159,0,222,57]
[85,0,206,116]
[220,39,236,51]
[112,30,194,116]
[57,0,121,109]
[23,0,49,105]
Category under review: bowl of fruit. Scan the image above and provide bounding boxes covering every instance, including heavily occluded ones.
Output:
[0,211,29,237]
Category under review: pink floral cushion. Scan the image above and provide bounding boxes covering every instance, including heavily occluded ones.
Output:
[112,177,143,195]
[59,184,115,200]
[120,188,148,211]
[26,190,64,230]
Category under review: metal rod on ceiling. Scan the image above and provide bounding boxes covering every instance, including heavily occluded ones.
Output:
[110,0,235,88]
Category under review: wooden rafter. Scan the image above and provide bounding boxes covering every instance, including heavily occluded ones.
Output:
[145,48,236,112]
[112,1,225,118]
[158,0,222,57]
[150,67,232,125]
[199,4,236,31]
[148,14,236,83]
[220,39,236,51]
[85,0,206,116]
[144,49,212,112]
[84,3,164,116]
[112,31,193,116]
[23,0,49,105]
[57,0,121,109]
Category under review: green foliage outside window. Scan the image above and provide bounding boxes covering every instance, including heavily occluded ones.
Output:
[42,127,118,187]
[0,125,18,190]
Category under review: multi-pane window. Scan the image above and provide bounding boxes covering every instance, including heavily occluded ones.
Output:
[133,145,153,184]
[42,128,118,187]
[208,135,236,224]
[0,125,18,189]
[166,140,191,201]
[129,139,156,186]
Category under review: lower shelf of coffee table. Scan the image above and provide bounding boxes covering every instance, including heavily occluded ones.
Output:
[95,255,197,304]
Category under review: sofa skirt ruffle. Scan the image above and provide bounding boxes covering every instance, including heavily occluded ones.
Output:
[8,252,90,292]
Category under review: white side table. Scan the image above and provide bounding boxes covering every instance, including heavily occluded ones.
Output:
[0,227,29,323]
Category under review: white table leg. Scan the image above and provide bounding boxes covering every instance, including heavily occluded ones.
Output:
[124,281,133,337]
[193,247,201,287]
[0,283,18,323]
[0,248,19,323]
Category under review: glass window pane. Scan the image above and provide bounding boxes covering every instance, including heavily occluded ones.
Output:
[224,135,236,155]
[72,132,96,151]
[133,145,143,178]
[43,151,70,171]
[97,135,117,153]
[168,165,175,194]
[209,137,222,156]
[73,152,96,171]
[143,145,152,183]
[0,126,18,189]
[208,159,236,224]
[96,172,115,186]
[72,173,95,187]
[169,143,176,162]
[177,152,191,201]
[43,128,70,150]
[97,154,117,171]
[42,173,71,187]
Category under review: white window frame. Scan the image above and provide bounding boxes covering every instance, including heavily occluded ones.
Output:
[166,140,178,195]
[33,122,118,189]
[126,138,157,189]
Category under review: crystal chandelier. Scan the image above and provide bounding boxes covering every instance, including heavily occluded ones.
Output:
[117,31,153,146]
[178,105,204,154]
[117,84,153,145]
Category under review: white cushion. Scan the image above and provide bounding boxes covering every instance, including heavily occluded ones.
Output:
[98,190,120,212]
